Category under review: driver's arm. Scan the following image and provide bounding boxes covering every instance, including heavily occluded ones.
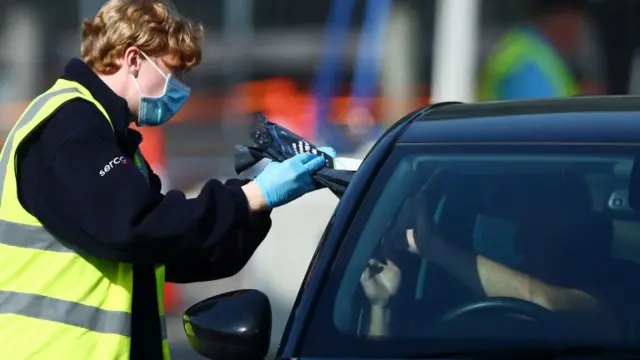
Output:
[367,306,391,337]
[410,230,618,337]
[414,229,559,303]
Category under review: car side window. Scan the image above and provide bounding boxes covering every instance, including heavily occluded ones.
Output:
[299,147,640,358]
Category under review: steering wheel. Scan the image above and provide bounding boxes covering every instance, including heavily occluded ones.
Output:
[436,297,565,338]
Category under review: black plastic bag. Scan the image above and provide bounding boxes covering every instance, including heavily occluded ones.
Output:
[234,113,356,197]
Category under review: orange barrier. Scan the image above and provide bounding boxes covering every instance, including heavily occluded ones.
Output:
[135,125,167,183]
[239,78,315,138]
[0,90,431,129]
[233,78,431,135]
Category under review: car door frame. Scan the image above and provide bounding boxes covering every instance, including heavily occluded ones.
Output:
[275,105,443,359]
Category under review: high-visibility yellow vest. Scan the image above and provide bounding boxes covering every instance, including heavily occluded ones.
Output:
[478,28,580,101]
[0,78,170,359]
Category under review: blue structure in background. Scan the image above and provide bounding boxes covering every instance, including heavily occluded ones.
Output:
[351,0,392,110]
[312,0,356,152]
[312,0,391,153]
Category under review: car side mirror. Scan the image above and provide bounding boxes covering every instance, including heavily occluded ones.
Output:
[182,289,272,360]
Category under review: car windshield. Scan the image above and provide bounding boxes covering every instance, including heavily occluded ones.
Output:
[300,144,640,358]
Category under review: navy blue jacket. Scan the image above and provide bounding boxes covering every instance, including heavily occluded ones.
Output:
[15,59,272,359]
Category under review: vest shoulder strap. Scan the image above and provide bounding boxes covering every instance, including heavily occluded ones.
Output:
[0,80,114,224]
[52,79,115,131]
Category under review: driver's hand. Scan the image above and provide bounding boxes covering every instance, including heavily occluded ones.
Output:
[407,210,444,257]
[360,259,401,307]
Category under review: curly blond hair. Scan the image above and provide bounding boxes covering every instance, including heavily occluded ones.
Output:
[81,0,204,74]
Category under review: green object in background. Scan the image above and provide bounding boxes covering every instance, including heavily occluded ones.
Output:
[478,27,580,101]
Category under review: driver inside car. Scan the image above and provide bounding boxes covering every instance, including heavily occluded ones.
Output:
[360,170,619,339]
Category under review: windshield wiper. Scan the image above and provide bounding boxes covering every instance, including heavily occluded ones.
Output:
[408,346,640,359]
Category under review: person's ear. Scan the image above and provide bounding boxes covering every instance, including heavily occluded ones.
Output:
[123,47,142,77]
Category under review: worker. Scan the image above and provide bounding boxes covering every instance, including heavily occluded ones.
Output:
[0,1,334,359]
[478,0,589,101]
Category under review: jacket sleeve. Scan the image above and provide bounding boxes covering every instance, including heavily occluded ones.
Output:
[144,166,272,282]
[17,100,271,265]
[165,202,272,282]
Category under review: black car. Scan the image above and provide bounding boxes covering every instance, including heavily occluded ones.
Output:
[182,97,640,359]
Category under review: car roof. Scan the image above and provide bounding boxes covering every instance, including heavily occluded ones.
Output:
[399,96,640,144]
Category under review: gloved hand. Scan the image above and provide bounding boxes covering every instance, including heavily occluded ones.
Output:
[319,146,337,158]
[254,152,327,208]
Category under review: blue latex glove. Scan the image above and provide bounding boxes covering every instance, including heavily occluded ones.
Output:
[255,152,327,208]
[319,146,337,158]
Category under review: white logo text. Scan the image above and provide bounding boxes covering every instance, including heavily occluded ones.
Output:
[99,156,127,176]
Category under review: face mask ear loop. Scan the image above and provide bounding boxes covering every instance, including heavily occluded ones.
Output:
[140,51,170,80]
[131,74,143,95]
[138,50,173,99]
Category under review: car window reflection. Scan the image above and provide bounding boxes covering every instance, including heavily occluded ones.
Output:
[328,152,640,351]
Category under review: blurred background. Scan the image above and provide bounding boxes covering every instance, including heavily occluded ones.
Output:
[1,0,639,358]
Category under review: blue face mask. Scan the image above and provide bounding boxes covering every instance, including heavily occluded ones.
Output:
[133,53,191,126]
[472,214,523,268]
